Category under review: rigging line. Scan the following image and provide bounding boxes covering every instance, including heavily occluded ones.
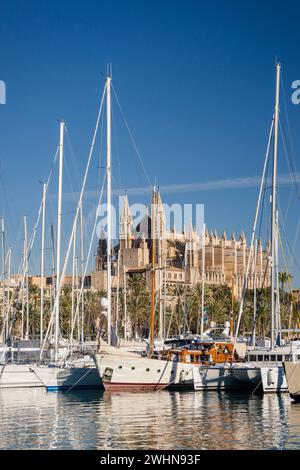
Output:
[279,118,300,200]
[67,173,107,355]
[96,107,105,205]
[292,217,300,256]
[277,195,297,274]
[40,83,106,357]
[111,97,123,192]
[281,74,300,193]
[0,145,59,339]
[280,215,300,275]
[64,127,83,191]
[111,84,152,188]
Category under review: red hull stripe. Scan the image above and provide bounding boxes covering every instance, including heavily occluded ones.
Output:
[103,381,169,391]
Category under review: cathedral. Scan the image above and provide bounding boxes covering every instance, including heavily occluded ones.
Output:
[91,192,271,299]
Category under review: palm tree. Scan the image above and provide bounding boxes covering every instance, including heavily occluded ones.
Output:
[278,272,292,292]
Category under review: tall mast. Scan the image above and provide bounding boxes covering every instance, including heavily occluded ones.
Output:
[50,224,56,313]
[24,215,29,340]
[55,120,64,361]
[149,189,156,355]
[40,182,46,347]
[123,265,127,341]
[271,63,280,350]
[106,71,112,346]
[200,223,206,338]
[80,200,84,344]
[1,219,5,340]
[115,252,120,339]
[158,200,163,342]
[252,238,258,347]
[71,217,77,342]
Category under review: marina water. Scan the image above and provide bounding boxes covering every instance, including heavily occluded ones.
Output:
[1,389,300,450]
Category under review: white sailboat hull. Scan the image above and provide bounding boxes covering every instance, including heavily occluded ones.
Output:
[33,364,102,391]
[192,364,246,391]
[283,362,300,400]
[0,364,44,389]
[232,363,288,393]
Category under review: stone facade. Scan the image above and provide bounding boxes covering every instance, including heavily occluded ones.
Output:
[92,193,271,299]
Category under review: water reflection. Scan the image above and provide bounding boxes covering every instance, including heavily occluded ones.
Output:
[0,388,300,449]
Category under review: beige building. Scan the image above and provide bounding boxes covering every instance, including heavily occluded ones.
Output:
[91,193,271,299]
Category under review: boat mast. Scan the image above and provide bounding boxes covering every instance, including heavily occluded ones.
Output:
[106,69,112,346]
[252,238,258,347]
[123,265,127,340]
[158,203,163,342]
[71,217,77,341]
[55,120,65,361]
[40,182,46,347]
[1,218,6,340]
[200,223,206,338]
[271,63,280,350]
[24,215,29,340]
[80,200,84,344]
[115,252,120,339]
[50,224,55,313]
[149,189,156,355]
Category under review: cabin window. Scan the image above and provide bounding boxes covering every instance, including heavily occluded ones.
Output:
[271,355,276,362]
[285,355,290,362]
[257,355,263,361]
[277,355,283,361]
[264,355,270,361]
[174,274,177,280]
[185,355,191,363]
[249,355,256,361]
[297,355,300,361]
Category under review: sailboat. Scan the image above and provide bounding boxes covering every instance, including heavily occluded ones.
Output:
[33,119,101,390]
[0,213,46,389]
[94,184,246,391]
[231,63,300,394]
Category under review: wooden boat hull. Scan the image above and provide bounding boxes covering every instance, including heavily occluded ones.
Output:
[95,351,195,391]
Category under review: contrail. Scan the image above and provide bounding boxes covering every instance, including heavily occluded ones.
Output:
[50,172,299,200]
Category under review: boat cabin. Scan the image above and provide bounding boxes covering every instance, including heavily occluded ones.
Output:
[161,342,235,366]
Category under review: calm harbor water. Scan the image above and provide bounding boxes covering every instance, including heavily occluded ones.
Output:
[0,388,300,450]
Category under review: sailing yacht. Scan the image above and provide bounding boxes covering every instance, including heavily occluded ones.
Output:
[33,119,102,391]
[231,63,300,394]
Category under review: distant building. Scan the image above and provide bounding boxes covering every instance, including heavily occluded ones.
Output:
[91,192,271,299]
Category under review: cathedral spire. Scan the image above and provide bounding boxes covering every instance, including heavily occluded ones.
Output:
[119,194,132,249]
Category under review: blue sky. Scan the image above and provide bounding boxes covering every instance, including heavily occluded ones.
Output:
[0,0,300,283]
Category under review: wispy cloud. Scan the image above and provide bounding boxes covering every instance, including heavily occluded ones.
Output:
[49,172,299,202]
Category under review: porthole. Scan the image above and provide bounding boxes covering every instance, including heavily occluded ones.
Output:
[157,369,161,373]
[146,368,150,372]
[118,365,122,369]
[131,366,135,370]
[171,370,175,374]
